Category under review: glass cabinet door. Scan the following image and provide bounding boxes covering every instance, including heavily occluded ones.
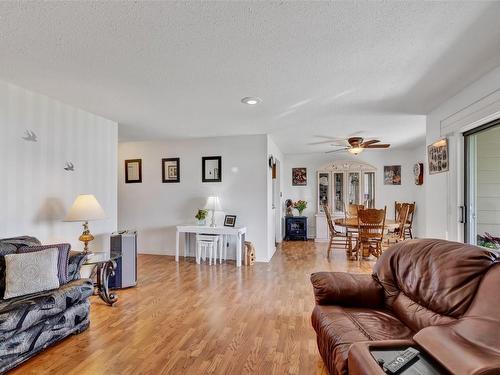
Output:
[348,172,360,205]
[318,172,330,212]
[363,172,375,208]
[333,172,344,213]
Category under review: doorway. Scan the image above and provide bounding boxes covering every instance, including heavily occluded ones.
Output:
[464,118,500,247]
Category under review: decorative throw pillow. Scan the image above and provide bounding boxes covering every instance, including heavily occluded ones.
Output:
[3,248,60,299]
[18,243,71,284]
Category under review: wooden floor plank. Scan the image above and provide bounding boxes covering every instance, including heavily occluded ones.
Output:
[9,240,375,374]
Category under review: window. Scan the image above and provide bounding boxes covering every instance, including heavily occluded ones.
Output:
[464,119,500,249]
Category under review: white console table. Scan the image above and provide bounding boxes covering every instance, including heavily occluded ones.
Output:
[175,225,247,267]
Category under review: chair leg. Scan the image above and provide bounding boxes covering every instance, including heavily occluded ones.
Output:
[327,237,333,258]
[196,242,201,264]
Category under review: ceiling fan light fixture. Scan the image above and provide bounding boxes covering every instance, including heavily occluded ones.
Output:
[348,147,363,155]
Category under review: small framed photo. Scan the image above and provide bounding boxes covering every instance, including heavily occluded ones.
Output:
[202,156,222,182]
[384,165,402,185]
[162,158,180,183]
[292,167,307,186]
[224,215,237,227]
[125,159,142,183]
[428,138,449,175]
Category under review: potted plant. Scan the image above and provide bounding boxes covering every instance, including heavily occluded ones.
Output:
[477,232,500,249]
[195,209,208,226]
[293,200,307,216]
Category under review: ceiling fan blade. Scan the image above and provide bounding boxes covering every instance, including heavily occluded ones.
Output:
[308,140,339,145]
[325,148,348,154]
[364,144,390,149]
[360,139,380,147]
[330,142,349,146]
[314,135,347,140]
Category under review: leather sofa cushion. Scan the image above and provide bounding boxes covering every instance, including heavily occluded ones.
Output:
[373,239,499,319]
[311,305,413,374]
[391,292,455,332]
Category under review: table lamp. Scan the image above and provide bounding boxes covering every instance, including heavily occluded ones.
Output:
[65,194,106,254]
[204,196,221,227]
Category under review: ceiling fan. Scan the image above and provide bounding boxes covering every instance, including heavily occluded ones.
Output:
[322,137,391,155]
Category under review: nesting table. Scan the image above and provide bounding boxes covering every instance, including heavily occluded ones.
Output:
[175,225,247,266]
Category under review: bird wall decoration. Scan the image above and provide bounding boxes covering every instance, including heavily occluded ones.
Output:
[22,130,37,142]
[64,162,75,171]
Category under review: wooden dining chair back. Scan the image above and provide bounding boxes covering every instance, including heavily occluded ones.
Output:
[387,204,410,245]
[357,207,387,259]
[346,203,364,218]
[323,203,348,257]
[395,201,416,238]
[405,202,416,239]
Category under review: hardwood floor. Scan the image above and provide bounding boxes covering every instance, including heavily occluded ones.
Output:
[10,241,375,375]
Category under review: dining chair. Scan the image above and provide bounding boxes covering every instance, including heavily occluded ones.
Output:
[386,204,409,245]
[404,202,416,239]
[346,203,365,218]
[344,203,364,254]
[323,203,348,258]
[394,201,416,239]
[357,206,386,259]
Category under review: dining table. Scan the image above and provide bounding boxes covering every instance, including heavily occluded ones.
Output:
[334,217,398,258]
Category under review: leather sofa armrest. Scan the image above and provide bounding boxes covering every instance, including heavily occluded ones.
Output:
[310,272,383,307]
[348,340,416,375]
[67,251,88,281]
[414,323,500,375]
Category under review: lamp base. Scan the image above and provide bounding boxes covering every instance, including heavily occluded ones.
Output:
[79,221,94,255]
[210,210,217,227]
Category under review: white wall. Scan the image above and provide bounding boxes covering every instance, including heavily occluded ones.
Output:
[118,135,270,261]
[266,135,284,260]
[283,145,426,238]
[426,64,500,241]
[0,81,118,251]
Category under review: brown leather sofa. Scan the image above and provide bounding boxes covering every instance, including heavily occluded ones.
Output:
[310,239,500,375]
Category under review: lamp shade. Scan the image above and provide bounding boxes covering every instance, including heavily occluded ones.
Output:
[65,194,106,221]
[204,196,222,211]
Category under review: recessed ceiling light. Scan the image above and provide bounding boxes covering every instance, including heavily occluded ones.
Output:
[241,97,261,105]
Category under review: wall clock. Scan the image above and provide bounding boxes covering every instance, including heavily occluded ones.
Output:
[413,163,424,185]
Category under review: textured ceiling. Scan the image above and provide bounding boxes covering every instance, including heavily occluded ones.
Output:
[1,2,500,153]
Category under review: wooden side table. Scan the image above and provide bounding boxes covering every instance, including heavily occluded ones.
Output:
[84,252,119,306]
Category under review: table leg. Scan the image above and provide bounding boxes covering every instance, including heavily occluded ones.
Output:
[185,232,190,258]
[96,260,117,306]
[236,233,242,267]
[175,230,180,262]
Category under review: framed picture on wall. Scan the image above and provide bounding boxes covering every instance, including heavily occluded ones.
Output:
[292,167,307,186]
[162,158,180,183]
[125,159,142,183]
[202,156,222,182]
[384,165,401,185]
[428,138,449,174]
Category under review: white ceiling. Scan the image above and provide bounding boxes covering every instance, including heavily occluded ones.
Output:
[1,2,500,153]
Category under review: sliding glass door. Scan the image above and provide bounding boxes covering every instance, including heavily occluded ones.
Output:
[464,119,500,248]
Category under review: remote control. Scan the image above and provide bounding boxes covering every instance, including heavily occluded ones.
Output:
[384,347,420,374]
